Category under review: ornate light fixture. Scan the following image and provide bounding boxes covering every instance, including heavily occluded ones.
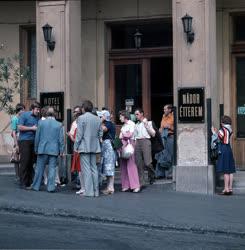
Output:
[134,0,143,49]
[134,29,143,49]
[181,14,195,44]
[42,23,56,51]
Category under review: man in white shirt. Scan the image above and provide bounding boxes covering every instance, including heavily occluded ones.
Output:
[134,108,156,187]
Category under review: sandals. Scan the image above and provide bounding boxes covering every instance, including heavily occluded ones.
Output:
[102,189,114,195]
[122,188,130,192]
[218,190,232,195]
[76,189,85,195]
[133,188,140,193]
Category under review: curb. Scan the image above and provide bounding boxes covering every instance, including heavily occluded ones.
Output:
[1,205,245,239]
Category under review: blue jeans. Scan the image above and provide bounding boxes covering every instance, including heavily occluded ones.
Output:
[32,154,58,192]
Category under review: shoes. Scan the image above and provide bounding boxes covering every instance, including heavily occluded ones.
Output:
[48,190,56,193]
[25,186,32,190]
[218,190,230,195]
[133,188,140,193]
[149,177,155,185]
[76,189,85,195]
[155,176,164,180]
[122,188,130,192]
[102,189,114,195]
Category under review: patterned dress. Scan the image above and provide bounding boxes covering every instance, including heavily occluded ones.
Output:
[101,121,116,176]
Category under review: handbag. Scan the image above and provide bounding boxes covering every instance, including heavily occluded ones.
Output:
[108,133,123,150]
[210,135,221,161]
[210,141,220,161]
[150,121,164,154]
[10,146,20,163]
[121,140,134,159]
[210,148,219,161]
[111,136,123,150]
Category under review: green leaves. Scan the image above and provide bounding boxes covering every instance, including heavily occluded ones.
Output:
[0,55,30,114]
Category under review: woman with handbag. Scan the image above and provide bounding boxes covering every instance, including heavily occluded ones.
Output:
[212,115,236,195]
[119,110,140,193]
[100,110,116,195]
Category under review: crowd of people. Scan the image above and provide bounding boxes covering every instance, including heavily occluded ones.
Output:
[10,100,175,197]
[10,98,235,197]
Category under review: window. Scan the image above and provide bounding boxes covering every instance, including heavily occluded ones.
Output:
[20,26,37,108]
[114,64,142,123]
[110,20,172,49]
[236,57,245,138]
[233,15,245,42]
[27,29,37,99]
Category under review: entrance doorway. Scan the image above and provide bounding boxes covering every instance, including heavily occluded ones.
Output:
[231,54,245,169]
[108,55,173,127]
[108,19,173,127]
[151,57,173,127]
[230,15,245,169]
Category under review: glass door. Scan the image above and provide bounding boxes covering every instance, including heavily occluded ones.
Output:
[232,54,245,169]
[109,59,150,124]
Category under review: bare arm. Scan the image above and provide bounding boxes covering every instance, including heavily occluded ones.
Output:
[12,131,18,147]
[18,125,37,132]
[66,131,75,142]
[143,119,156,137]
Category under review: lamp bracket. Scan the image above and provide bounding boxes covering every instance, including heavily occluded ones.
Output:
[187,32,195,44]
[47,41,55,51]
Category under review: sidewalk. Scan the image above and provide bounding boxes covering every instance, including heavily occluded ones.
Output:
[1,175,245,238]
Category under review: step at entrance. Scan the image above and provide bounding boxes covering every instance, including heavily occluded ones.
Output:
[0,163,15,175]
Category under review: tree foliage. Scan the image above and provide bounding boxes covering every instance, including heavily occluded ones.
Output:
[0,55,29,114]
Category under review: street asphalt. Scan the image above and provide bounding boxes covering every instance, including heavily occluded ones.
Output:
[1,212,245,249]
[0,174,245,241]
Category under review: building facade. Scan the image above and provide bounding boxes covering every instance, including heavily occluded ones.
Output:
[0,0,244,194]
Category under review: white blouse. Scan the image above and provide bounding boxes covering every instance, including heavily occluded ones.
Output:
[120,120,135,139]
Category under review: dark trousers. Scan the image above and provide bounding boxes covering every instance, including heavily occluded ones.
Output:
[19,140,35,187]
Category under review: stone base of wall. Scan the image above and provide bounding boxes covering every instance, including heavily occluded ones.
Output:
[176,165,215,195]
[0,132,13,162]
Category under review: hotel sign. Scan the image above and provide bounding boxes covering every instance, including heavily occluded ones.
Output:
[40,92,64,122]
[178,88,205,123]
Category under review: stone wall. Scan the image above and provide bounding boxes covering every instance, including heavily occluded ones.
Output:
[0,1,35,158]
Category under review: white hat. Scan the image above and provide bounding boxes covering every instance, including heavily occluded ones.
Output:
[101,110,110,121]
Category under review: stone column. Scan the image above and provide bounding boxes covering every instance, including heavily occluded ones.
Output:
[172,0,217,194]
[36,0,82,181]
[36,0,82,111]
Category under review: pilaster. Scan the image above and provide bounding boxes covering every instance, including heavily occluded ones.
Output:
[173,0,217,194]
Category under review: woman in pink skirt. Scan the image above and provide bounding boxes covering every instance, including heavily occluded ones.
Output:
[119,110,140,193]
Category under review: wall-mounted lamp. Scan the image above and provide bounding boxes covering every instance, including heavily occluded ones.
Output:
[134,29,143,49]
[181,14,195,44]
[42,23,55,51]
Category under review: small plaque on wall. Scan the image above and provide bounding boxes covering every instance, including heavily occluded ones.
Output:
[40,92,64,122]
[178,88,205,123]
